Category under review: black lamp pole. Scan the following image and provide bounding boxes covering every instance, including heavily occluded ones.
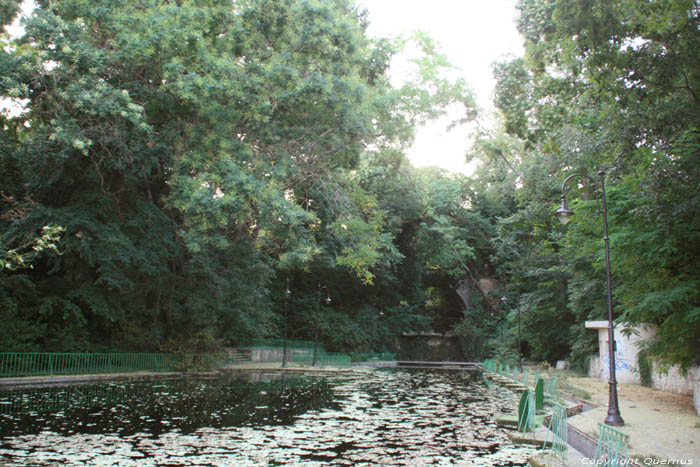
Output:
[513,293,522,372]
[516,293,521,371]
[312,284,331,367]
[282,278,291,368]
[501,294,522,371]
[555,170,624,426]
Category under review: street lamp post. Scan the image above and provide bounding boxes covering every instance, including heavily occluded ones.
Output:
[555,170,624,426]
[312,284,331,367]
[282,278,291,368]
[501,294,523,371]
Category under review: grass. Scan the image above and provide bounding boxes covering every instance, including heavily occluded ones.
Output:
[555,370,593,400]
[565,385,592,400]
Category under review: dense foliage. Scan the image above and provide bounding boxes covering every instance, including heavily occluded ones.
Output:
[2,0,698,369]
[1,0,487,355]
[481,0,700,370]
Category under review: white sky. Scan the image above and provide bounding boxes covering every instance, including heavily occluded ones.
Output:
[361,0,524,174]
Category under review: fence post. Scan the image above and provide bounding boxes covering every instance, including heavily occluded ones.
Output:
[535,379,544,411]
[517,390,537,432]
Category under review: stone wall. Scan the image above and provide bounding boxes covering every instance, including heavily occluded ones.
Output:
[650,362,696,395]
[396,334,463,361]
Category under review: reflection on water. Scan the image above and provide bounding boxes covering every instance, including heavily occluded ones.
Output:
[0,369,535,466]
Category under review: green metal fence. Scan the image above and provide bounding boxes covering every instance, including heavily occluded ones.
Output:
[0,352,223,378]
[543,402,568,464]
[517,389,537,432]
[544,375,559,401]
[594,423,630,466]
[242,340,391,366]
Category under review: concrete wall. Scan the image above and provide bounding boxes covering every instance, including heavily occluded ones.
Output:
[588,356,602,381]
[250,348,311,362]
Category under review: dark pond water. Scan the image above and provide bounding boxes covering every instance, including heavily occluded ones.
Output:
[0,369,535,466]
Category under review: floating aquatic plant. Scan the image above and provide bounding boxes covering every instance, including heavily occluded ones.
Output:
[1,370,535,466]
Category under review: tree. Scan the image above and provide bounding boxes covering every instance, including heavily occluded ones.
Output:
[478,0,700,368]
[0,0,479,355]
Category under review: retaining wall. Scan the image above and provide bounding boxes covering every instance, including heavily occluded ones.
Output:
[250,348,311,362]
[588,356,700,415]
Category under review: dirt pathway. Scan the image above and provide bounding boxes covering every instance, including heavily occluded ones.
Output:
[563,375,699,463]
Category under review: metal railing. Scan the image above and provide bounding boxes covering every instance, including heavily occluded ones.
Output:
[594,423,630,466]
[543,402,568,464]
[242,341,393,366]
[0,352,223,378]
[517,389,538,432]
[544,375,559,400]
[483,360,531,386]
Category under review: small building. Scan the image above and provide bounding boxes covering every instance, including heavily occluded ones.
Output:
[584,321,655,385]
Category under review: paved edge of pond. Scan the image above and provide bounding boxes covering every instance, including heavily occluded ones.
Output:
[0,364,378,390]
[0,371,214,389]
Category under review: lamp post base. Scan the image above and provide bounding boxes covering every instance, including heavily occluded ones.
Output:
[604,413,625,426]
[605,382,624,426]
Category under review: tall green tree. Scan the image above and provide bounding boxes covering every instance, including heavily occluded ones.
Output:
[0,0,479,354]
[480,0,700,368]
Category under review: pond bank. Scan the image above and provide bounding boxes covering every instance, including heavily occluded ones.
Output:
[0,363,371,390]
[0,371,193,389]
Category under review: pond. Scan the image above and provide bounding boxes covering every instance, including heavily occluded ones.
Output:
[0,369,536,466]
